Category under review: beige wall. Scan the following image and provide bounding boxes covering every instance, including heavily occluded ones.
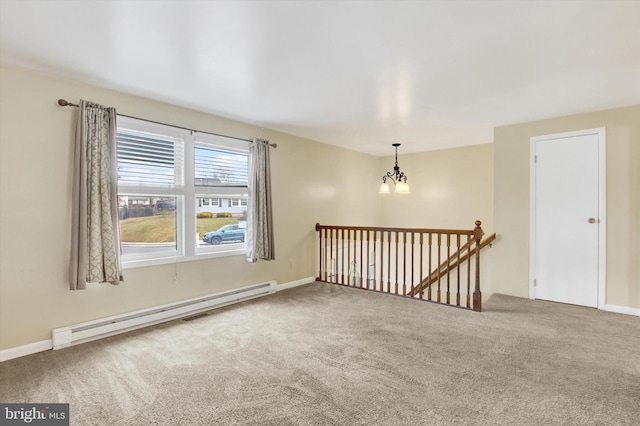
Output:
[493,105,640,308]
[378,144,494,233]
[0,66,382,350]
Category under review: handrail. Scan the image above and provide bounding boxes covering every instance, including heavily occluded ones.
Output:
[408,233,496,298]
[316,220,487,311]
[316,223,475,235]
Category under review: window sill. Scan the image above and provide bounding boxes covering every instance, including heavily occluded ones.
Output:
[122,247,246,269]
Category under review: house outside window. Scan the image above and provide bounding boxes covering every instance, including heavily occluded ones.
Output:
[116,116,250,268]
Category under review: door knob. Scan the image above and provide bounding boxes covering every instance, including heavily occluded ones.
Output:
[588,218,597,224]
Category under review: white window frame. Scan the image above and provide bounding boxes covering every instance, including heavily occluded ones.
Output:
[117,117,249,269]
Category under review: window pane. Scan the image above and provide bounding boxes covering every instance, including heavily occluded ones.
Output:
[118,130,178,187]
[194,144,248,187]
[195,197,247,248]
[119,196,177,256]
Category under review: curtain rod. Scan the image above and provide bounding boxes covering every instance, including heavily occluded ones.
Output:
[57,99,277,148]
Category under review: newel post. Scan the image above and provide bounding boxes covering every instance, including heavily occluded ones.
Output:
[316,223,322,281]
[473,220,484,312]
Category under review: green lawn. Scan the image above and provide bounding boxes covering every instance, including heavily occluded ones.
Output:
[120,214,238,243]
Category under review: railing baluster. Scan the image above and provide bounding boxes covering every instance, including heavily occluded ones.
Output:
[336,228,340,284]
[466,235,472,308]
[395,231,399,295]
[379,230,384,292]
[359,230,363,288]
[336,229,344,284]
[387,231,392,293]
[327,228,330,282]
[410,232,415,297]
[344,229,348,285]
[456,234,461,307]
[372,230,377,291]
[347,230,357,285]
[380,231,384,292]
[353,229,362,287]
[348,230,352,286]
[336,228,339,283]
[446,233,451,305]
[323,228,326,281]
[418,232,423,300]
[354,229,358,287]
[327,228,333,282]
[326,228,329,282]
[402,231,407,296]
[427,233,432,301]
[347,229,350,285]
[320,226,325,281]
[332,228,335,283]
[353,229,356,285]
[348,229,351,285]
[437,233,442,302]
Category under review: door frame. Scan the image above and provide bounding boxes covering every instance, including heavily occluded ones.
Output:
[529,127,606,308]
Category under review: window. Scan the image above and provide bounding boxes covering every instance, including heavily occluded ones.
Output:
[230,199,248,207]
[117,117,250,267]
[199,198,222,207]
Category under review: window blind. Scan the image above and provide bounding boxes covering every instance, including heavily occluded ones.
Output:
[117,130,183,187]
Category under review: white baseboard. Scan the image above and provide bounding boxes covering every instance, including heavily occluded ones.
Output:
[277,276,316,291]
[604,304,640,316]
[0,339,52,362]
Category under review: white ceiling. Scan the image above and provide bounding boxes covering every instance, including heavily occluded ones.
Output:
[1,1,639,156]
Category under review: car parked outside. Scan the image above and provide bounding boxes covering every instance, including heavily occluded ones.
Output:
[203,224,245,245]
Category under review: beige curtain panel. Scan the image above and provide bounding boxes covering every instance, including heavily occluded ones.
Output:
[69,100,123,290]
[246,138,275,262]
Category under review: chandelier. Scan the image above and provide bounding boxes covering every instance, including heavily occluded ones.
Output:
[379,143,410,194]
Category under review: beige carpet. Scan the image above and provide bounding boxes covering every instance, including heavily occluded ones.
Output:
[1,282,638,425]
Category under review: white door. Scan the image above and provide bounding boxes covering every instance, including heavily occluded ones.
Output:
[530,129,605,308]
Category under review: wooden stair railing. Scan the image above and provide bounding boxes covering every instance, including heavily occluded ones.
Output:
[407,233,496,298]
[315,220,490,312]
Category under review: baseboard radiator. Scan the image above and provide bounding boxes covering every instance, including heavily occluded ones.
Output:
[52,280,276,350]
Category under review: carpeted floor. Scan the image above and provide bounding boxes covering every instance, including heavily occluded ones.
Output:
[1,282,639,425]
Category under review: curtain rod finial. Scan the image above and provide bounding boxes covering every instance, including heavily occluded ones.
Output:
[58,99,79,107]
